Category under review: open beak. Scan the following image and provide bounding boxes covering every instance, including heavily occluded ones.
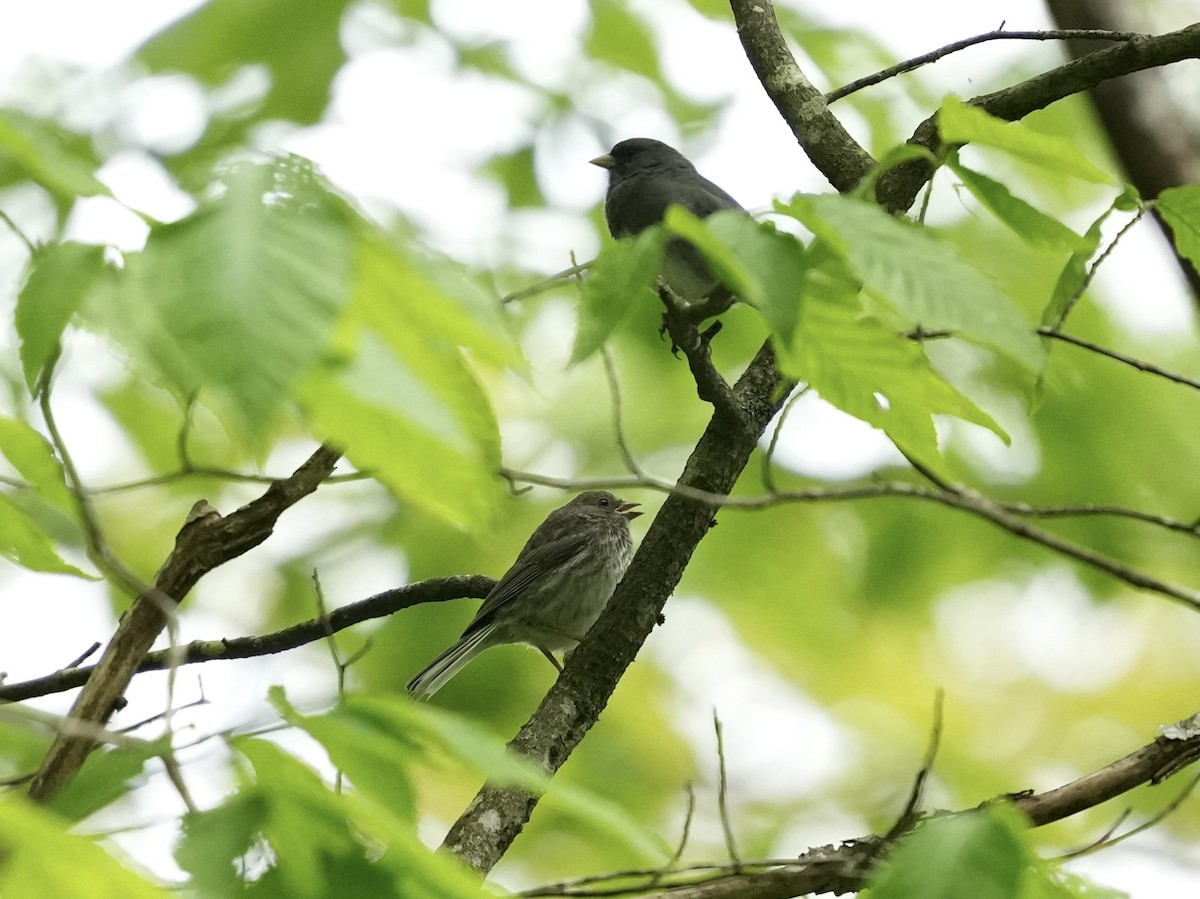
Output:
[589,153,615,169]
[617,501,642,520]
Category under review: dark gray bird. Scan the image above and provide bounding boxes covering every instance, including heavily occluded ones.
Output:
[590,137,746,306]
[406,491,642,698]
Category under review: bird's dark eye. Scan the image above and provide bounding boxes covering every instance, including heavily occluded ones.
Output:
[598,497,610,507]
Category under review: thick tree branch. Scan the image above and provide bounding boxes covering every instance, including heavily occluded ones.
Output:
[440,1,1200,877]
[875,21,1200,213]
[0,575,494,703]
[27,444,342,802]
[529,712,1200,898]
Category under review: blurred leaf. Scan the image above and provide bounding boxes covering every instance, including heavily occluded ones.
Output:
[484,145,544,209]
[230,735,487,898]
[571,227,664,364]
[779,193,1045,372]
[0,794,169,897]
[0,492,91,577]
[333,693,668,864]
[938,96,1113,184]
[86,156,355,443]
[47,741,164,823]
[16,241,108,391]
[868,805,1028,899]
[947,154,1088,252]
[176,793,266,896]
[268,686,417,823]
[1157,184,1200,270]
[0,418,74,514]
[586,0,660,82]
[137,0,351,125]
[297,333,501,529]
[0,110,109,203]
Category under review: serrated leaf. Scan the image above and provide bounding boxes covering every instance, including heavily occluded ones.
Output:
[0,418,74,514]
[16,242,108,391]
[869,806,1030,899]
[947,155,1088,252]
[570,227,664,364]
[777,277,1006,468]
[0,795,169,897]
[0,110,109,202]
[1157,184,1200,270]
[297,333,501,529]
[0,492,91,577]
[86,157,354,442]
[780,193,1044,372]
[938,95,1112,184]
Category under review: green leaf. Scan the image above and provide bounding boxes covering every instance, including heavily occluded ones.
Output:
[570,227,665,364]
[176,793,266,896]
[16,242,108,391]
[47,741,164,823]
[662,207,759,300]
[779,193,1044,372]
[137,0,351,125]
[87,156,355,442]
[0,492,90,577]
[229,736,488,898]
[0,794,169,897]
[947,154,1088,252]
[869,806,1029,899]
[297,333,502,529]
[937,96,1112,184]
[683,211,809,343]
[0,418,74,513]
[1157,184,1200,271]
[483,144,545,209]
[1040,188,1138,327]
[777,275,1006,466]
[586,0,660,82]
[0,110,109,202]
[268,687,417,823]
[334,693,668,865]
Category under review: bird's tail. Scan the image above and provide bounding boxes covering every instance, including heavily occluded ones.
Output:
[406,623,496,699]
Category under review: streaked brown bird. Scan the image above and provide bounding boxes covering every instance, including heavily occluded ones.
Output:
[406,491,642,698]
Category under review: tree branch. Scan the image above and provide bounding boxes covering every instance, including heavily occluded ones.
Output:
[875,21,1200,213]
[27,443,342,802]
[0,575,494,703]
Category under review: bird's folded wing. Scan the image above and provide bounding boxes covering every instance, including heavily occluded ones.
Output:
[463,531,590,635]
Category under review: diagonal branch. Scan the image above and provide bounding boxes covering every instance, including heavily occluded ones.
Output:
[26,443,342,802]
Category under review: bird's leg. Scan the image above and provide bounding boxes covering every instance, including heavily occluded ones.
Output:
[538,647,564,672]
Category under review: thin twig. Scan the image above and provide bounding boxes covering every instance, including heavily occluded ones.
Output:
[826,29,1139,104]
[884,690,945,842]
[761,386,809,493]
[1037,329,1200,391]
[62,642,102,671]
[1050,207,1147,331]
[713,711,742,873]
[0,208,36,255]
[501,261,593,304]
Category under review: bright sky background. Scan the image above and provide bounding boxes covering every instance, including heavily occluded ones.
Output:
[2,1,1199,895]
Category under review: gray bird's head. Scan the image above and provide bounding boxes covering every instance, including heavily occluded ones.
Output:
[589,138,694,178]
[568,490,642,520]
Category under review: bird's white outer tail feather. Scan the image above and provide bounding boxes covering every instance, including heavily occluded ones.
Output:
[406,623,496,698]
